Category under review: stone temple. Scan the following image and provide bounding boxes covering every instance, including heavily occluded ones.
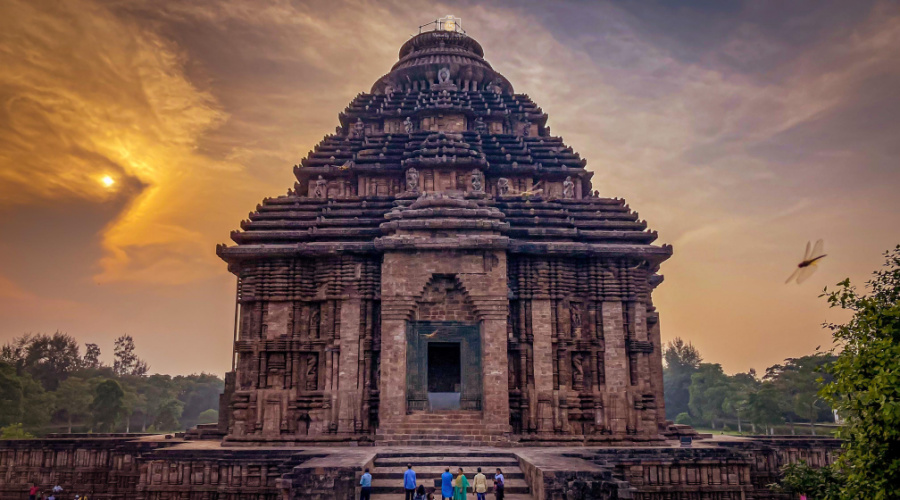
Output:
[216,18,672,448]
[0,18,839,500]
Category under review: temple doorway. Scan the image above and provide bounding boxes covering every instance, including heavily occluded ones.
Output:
[406,321,481,412]
[427,342,461,410]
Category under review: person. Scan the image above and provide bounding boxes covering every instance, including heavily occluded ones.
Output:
[441,467,454,500]
[52,485,63,494]
[359,467,372,500]
[414,484,428,500]
[472,467,488,500]
[493,468,504,500]
[404,463,417,500]
[453,467,470,500]
[29,483,39,500]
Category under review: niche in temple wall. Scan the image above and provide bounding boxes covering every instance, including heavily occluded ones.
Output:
[266,302,292,339]
[421,114,466,132]
[384,118,404,134]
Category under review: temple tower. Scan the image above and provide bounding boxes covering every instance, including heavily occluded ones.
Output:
[217,17,672,446]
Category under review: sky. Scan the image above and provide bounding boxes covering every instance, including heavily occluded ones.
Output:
[1,0,898,376]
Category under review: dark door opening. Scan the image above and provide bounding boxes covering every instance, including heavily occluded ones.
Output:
[427,342,461,393]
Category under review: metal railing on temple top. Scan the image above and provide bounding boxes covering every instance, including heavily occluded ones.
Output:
[418,15,465,35]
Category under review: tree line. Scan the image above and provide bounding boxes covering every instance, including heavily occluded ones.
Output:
[0,333,223,437]
[663,338,837,435]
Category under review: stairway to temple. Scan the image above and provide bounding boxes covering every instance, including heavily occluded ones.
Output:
[375,411,508,446]
[368,450,532,500]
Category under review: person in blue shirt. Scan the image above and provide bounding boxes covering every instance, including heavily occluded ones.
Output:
[441,467,454,499]
[359,467,372,500]
[404,463,417,500]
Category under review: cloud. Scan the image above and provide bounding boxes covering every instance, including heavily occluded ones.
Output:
[0,0,898,374]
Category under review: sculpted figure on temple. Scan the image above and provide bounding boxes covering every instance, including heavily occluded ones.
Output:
[572,354,585,391]
[521,120,531,137]
[406,167,419,192]
[474,116,488,134]
[438,67,451,84]
[497,177,511,196]
[570,302,583,337]
[563,176,575,199]
[352,118,366,138]
[306,354,318,391]
[314,176,327,198]
[403,116,414,134]
[471,169,484,193]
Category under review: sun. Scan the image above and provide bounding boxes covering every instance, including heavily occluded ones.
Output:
[101,175,115,187]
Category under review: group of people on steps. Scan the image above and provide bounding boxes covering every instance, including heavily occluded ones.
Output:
[28,483,90,500]
[358,464,505,500]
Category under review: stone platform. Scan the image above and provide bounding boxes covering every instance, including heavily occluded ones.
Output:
[0,434,840,499]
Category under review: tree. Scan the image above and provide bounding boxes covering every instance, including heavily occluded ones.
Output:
[0,363,24,427]
[663,338,702,420]
[722,371,759,434]
[91,379,126,432]
[820,245,900,498]
[113,335,148,377]
[774,461,844,500]
[55,377,93,433]
[0,423,34,439]
[197,409,218,424]
[746,382,784,435]
[83,343,102,369]
[2,332,82,390]
[175,373,224,429]
[153,399,183,431]
[688,363,732,429]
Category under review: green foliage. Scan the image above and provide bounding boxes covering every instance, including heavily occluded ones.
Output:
[54,377,92,433]
[773,461,844,500]
[0,334,224,436]
[0,423,35,439]
[674,412,692,426]
[197,409,219,424]
[820,245,900,499]
[91,379,126,432]
[114,335,149,377]
[663,338,702,419]
[1,332,82,390]
[153,399,184,431]
[689,363,732,429]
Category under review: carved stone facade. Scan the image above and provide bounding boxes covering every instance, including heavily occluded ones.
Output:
[217,28,671,446]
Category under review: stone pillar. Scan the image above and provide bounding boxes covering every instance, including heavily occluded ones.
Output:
[337,298,361,433]
[648,310,667,428]
[531,299,555,433]
[602,301,628,435]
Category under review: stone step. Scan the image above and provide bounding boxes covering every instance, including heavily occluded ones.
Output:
[373,451,515,458]
[375,431,503,441]
[376,440,509,447]
[375,457,519,467]
[372,467,523,479]
[370,477,530,494]
[370,495,533,500]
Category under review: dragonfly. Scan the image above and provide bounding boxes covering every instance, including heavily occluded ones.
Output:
[519,180,543,198]
[785,239,827,285]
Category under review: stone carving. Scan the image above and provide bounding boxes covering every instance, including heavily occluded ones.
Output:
[522,120,531,137]
[474,116,488,134]
[403,116,414,134]
[306,354,318,391]
[471,169,484,193]
[314,176,327,198]
[352,118,365,138]
[438,67,451,84]
[570,302,582,337]
[572,353,585,391]
[406,167,419,192]
[497,177,511,196]
[563,176,575,199]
